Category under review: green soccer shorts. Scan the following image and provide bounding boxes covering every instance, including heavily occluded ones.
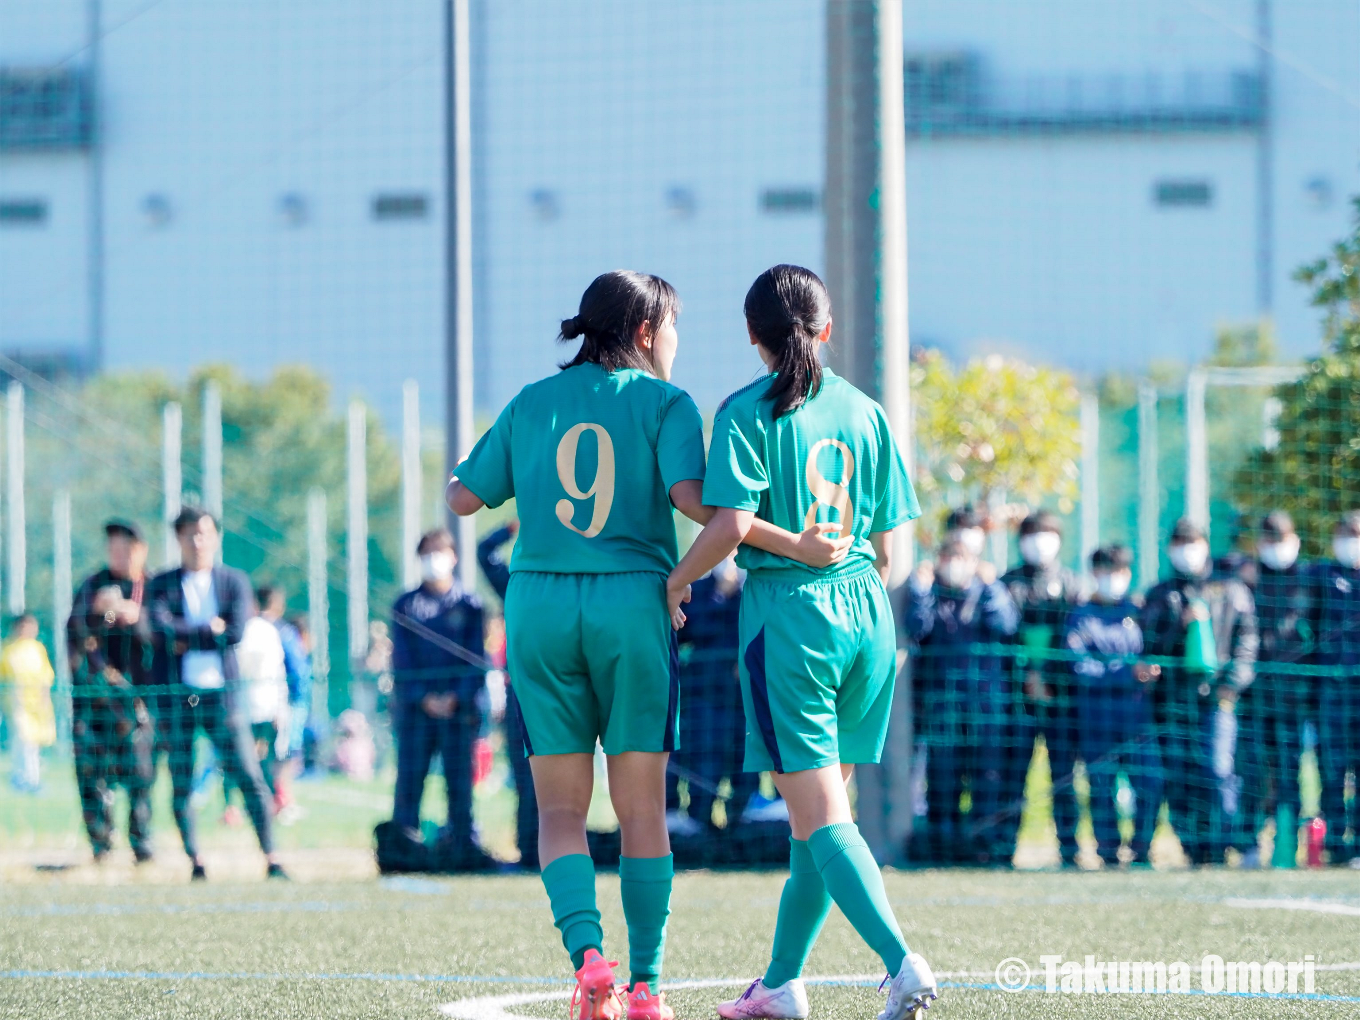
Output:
[738,561,898,773]
[504,571,679,757]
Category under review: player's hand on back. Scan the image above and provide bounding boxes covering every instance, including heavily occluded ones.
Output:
[795,521,852,567]
[665,579,691,631]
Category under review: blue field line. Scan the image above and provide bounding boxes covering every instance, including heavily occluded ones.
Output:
[5,901,362,918]
[941,980,1360,1003]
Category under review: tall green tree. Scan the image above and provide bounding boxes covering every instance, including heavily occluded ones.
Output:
[911,350,1081,548]
[1231,197,1360,553]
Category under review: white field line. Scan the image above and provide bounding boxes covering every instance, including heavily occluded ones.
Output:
[1224,897,1360,917]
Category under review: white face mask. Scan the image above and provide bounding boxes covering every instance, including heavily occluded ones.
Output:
[1258,534,1300,571]
[419,550,456,582]
[1020,531,1061,568]
[938,558,976,591]
[1094,570,1131,601]
[955,527,985,557]
[1335,535,1360,569]
[1169,540,1209,576]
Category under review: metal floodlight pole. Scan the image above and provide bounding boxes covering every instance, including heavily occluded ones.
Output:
[7,381,25,615]
[401,379,422,591]
[445,0,477,593]
[53,490,73,754]
[825,0,912,862]
[86,0,105,372]
[1137,382,1160,591]
[162,401,182,567]
[1080,391,1100,574]
[347,401,369,670]
[308,486,330,692]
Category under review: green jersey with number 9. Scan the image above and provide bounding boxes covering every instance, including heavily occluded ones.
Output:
[704,366,919,580]
[454,362,706,575]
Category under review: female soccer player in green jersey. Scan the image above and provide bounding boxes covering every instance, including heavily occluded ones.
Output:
[667,265,939,1020]
[446,270,848,1020]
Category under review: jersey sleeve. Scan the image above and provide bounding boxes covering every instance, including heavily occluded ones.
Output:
[702,401,768,511]
[454,397,516,508]
[656,390,707,492]
[869,410,921,532]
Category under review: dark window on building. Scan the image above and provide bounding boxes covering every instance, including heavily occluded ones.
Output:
[0,198,47,225]
[372,193,428,220]
[1154,180,1212,208]
[761,188,819,214]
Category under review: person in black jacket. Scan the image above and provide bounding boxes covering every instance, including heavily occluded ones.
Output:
[1315,511,1360,865]
[147,506,285,881]
[1140,518,1258,866]
[1065,545,1162,866]
[1000,511,1084,866]
[477,519,538,869]
[391,527,492,870]
[903,536,1020,864]
[67,519,156,863]
[1233,511,1319,866]
[664,555,756,839]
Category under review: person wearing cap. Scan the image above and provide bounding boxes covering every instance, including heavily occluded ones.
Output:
[147,506,286,881]
[1233,511,1320,867]
[1314,511,1360,865]
[1140,518,1258,866]
[903,535,1020,864]
[1064,545,1162,866]
[66,519,157,863]
[1000,510,1084,867]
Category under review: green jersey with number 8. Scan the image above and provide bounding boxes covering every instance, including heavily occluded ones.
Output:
[704,366,919,580]
[454,362,706,576]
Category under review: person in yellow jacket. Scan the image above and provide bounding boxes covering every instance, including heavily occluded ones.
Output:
[4,614,56,792]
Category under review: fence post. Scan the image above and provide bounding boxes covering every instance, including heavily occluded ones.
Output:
[308,486,330,719]
[402,380,422,590]
[52,489,72,754]
[163,401,182,568]
[202,380,222,520]
[1137,382,1161,590]
[1080,391,1100,575]
[7,381,24,615]
[1185,368,1209,532]
[347,401,369,671]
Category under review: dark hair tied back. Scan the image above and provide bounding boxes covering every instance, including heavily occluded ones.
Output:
[559,270,680,375]
[744,264,829,418]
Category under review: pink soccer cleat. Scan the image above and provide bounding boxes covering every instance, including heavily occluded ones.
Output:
[626,982,672,1020]
[572,949,624,1020]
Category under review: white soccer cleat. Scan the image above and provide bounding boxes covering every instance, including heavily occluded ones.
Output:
[716,978,809,1020]
[877,953,938,1020]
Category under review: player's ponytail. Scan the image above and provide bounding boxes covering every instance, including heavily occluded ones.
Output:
[744,264,829,418]
[559,270,680,376]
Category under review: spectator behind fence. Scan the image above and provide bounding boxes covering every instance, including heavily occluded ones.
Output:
[3,614,56,794]
[904,536,1020,865]
[1064,545,1162,866]
[1140,518,1258,866]
[943,504,986,559]
[66,520,155,861]
[147,506,287,882]
[664,554,758,839]
[272,604,314,817]
[476,519,539,869]
[1234,511,1319,867]
[1001,510,1084,867]
[390,527,493,871]
[1316,511,1360,866]
[236,588,288,791]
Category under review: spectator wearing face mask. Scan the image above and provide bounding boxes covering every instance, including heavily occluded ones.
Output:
[1315,511,1360,866]
[1064,545,1162,866]
[1001,511,1084,867]
[389,528,493,870]
[943,504,986,559]
[903,536,1020,865]
[1233,511,1319,867]
[1140,518,1258,866]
